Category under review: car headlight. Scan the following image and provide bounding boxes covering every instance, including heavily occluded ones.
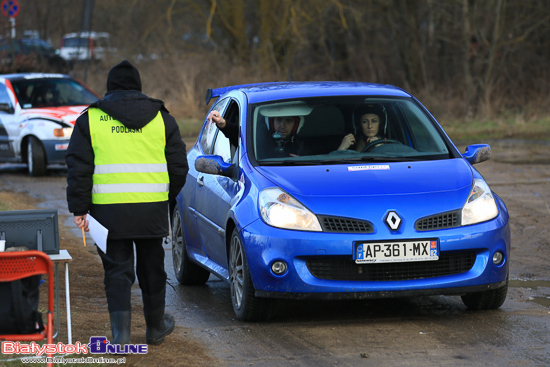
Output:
[461,179,498,225]
[53,127,73,138]
[259,187,322,231]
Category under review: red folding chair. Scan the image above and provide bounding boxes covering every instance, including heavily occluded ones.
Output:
[0,250,54,367]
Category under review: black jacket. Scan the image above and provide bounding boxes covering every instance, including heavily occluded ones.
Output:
[66,89,188,239]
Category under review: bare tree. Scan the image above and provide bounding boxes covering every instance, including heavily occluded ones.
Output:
[4,0,549,120]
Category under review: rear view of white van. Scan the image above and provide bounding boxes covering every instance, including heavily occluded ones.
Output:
[59,32,112,61]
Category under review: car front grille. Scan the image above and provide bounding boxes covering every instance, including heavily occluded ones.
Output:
[318,215,374,233]
[415,211,461,231]
[306,252,475,281]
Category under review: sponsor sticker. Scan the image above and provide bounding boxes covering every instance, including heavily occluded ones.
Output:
[348,165,390,172]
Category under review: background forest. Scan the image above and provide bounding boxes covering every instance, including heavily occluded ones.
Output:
[2,0,549,139]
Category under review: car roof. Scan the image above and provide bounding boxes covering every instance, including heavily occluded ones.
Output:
[0,73,71,81]
[0,38,52,46]
[208,81,412,105]
[62,32,109,39]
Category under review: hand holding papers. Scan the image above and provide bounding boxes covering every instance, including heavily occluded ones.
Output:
[86,214,109,253]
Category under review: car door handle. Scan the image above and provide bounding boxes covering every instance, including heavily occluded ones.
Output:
[197,175,204,186]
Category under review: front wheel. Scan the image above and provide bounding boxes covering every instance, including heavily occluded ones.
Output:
[27,136,47,176]
[229,228,274,321]
[171,207,210,285]
[461,280,508,310]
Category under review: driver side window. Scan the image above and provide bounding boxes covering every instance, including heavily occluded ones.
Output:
[0,84,13,113]
[200,97,229,154]
[212,100,240,163]
[212,130,231,162]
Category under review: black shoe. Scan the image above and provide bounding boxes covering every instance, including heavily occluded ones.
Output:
[109,311,131,346]
[145,310,175,345]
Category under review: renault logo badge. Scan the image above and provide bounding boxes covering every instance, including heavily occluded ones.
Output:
[385,211,402,230]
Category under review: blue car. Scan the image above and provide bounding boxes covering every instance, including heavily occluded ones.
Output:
[172,82,510,321]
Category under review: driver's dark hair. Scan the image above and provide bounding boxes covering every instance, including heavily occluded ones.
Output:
[353,103,386,137]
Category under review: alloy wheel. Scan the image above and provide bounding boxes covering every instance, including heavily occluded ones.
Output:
[172,210,184,276]
[230,234,245,309]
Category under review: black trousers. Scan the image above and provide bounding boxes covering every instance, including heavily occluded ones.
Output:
[97,238,167,314]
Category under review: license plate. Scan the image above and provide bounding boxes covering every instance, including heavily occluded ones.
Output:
[355,239,438,264]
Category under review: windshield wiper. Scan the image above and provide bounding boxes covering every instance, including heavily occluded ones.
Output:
[359,156,400,162]
[319,158,364,164]
[259,159,324,166]
[317,156,406,164]
[359,156,421,162]
[259,160,293,166]
[260,156,423,166]
[320,156,408,163]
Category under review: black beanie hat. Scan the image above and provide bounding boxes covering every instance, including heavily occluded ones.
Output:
[106,60,142,92]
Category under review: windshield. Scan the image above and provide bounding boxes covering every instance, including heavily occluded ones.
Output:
[250,97,452,165]
[63,38,90,48]
[11,78,98,109]
[21,39,55,55]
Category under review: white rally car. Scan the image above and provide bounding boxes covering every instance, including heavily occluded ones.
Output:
[0,73,99,175]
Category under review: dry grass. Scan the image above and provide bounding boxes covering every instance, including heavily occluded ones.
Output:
[70,53,279,120]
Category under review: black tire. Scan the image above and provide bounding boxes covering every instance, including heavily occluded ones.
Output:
[229,228,274,321]
[461,280,508,310]
[171,207,210,285]
[27,136,47,177]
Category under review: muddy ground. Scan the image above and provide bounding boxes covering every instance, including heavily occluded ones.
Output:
[0,194,214,367]
[0,139,549,366]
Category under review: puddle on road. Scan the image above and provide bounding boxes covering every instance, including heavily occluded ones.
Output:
[510,279,550,308]
[529,297,550,308]
[510,279,550,288]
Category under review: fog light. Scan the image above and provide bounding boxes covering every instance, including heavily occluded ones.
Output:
[493,251,504,265]
[271,261,287,275]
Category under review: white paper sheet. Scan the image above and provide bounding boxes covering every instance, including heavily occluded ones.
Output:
[87,214,109,253]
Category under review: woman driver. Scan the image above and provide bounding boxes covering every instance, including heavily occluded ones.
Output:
[337,104,385,152]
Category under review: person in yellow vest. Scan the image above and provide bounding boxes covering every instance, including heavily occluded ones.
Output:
[65,60,188,346]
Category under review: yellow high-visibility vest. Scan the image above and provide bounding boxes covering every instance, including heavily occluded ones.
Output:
[88,108,169,204]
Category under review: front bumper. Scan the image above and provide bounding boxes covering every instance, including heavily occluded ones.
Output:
[255,280,508,300]
[42,139,70,165]
[241,215,510,300]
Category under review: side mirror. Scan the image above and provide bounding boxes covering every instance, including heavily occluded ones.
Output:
[0,103,14,114]
[195,155,236,178]
[462,144,492,164]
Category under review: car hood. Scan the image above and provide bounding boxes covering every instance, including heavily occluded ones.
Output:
[254,159,475,218]
[20,106,87,126]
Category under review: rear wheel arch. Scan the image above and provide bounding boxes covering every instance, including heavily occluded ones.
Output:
[171,206,210,285]
[225,219,237,264]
